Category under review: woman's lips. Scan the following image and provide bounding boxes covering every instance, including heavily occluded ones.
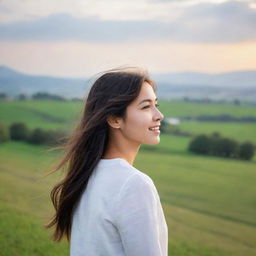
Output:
[149,127,160,134]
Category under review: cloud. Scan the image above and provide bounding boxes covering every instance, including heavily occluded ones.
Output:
[170,1,256,43]
[0,0,179,23]
[0,13,165,42]
[0,1,255,43]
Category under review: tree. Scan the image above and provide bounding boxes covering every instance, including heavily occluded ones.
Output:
[0,92,7,100]
[188,135,211,155]
[238,142,254,160]
[27,128,67,145]
[216,138,238,158]
[17,94,27,100]
[209,137,222,156]
[32,92,66,101]
[9,123,29,141]
[27,128,48,144]
[210,137,238,158]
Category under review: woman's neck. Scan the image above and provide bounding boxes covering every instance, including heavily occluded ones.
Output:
[102,137,140,165]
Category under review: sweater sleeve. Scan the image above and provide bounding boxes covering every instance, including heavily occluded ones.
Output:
[112,173,167,256]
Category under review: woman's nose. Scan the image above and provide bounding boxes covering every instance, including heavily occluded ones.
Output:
[154,108,164,121]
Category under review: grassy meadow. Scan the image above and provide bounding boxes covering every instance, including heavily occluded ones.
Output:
[0,99,256,256]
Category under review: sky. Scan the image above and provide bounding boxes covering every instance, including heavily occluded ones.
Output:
[0,0,256,77]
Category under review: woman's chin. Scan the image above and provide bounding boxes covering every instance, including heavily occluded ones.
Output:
[145,137,161,145]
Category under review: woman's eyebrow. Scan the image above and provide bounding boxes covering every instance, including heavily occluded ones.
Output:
[138,98,158,105]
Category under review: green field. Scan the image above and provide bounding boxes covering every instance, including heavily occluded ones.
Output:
[0,100,83,130]
[1,100,255,143]
[159,100,256,118]
[0,100,256,256]
[177,122,256,143]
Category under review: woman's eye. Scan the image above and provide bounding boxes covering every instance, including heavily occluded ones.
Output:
[142,104,160,109]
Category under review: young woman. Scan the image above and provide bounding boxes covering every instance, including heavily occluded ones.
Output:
[47,67,168,255]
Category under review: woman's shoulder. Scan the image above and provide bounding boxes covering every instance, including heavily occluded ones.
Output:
[95,158,153,184]
[112,160,155,190]
[127,168,154,187]
[121,170,156,193]
[116,166,158,202]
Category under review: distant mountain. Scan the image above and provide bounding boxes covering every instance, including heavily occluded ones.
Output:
[0,66,88,99]
[1,66,256,100]
[151,70,256,88]
[151,70,256,100]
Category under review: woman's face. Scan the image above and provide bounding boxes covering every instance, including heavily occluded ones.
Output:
[120,81,164,145]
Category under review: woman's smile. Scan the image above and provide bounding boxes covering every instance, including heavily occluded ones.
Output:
[148,124,161,135]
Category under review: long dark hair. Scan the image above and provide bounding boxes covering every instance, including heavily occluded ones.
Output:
[46,67,157,241]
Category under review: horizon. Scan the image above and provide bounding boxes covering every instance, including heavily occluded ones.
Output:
[1,64,256,80]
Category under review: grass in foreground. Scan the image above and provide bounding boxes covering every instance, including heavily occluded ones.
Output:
[0,139,256,256]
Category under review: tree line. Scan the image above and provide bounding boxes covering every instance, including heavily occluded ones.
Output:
[0,92,82,101]
[0,122,67,146]
[181,114,256,123]
[188,133,255,160]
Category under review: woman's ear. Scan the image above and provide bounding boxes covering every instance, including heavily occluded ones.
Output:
[106,115,122,129]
